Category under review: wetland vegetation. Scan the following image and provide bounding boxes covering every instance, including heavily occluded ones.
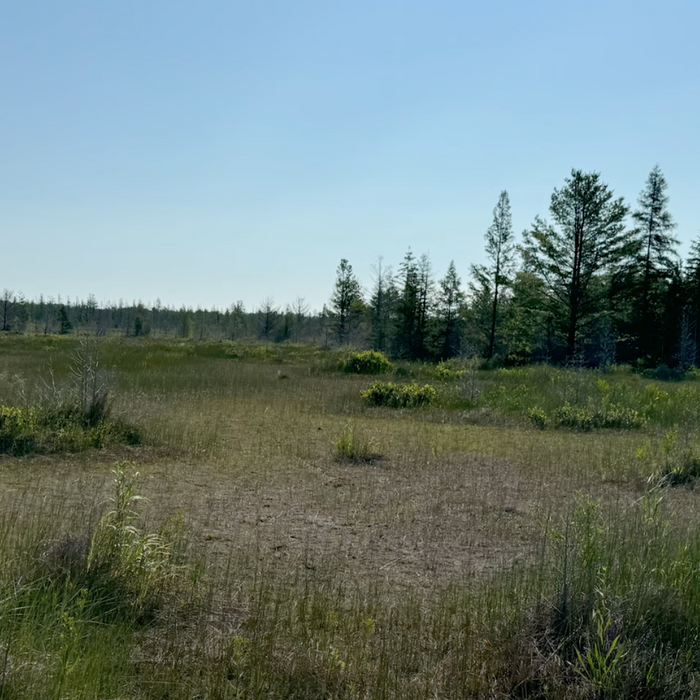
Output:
[2,335,700,698]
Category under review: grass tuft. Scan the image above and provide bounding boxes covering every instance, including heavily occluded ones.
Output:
[335,424,379,463]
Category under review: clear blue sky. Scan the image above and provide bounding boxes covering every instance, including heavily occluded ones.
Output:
[2,0,699,312]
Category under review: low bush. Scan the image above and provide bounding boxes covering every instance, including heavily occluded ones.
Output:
[0,338,140,456]
[550,402,646,431]
[341,350,391,375]
[434,361,466,380]
[527,406,548,429]
[0,404,139,456]
[360,381,437,408]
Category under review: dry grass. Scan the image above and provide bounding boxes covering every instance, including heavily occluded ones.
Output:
[2,336,700,698]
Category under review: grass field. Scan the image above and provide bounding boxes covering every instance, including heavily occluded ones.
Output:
[2,335,700,698]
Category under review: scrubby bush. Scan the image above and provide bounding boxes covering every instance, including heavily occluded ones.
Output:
[523,395,646,432]
[342,350,391,375]
[0,339,139,456]
[643,363,687,381]
[433,362,456,380]
[0,405,38,454]
[0,404,139,456]
[550,402,646,431]
[527,406,548,429]
[360,381,437,408]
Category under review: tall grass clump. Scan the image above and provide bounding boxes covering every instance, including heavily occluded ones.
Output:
[642,428,700,488]
[490,494,700,698]
[335,423,379,463]
[0,463,189,698]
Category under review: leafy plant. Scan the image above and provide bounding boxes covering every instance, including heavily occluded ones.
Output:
[87,463,180,612]
[341,350,391,375]
[434,361,465,380]
[0,340,139,455]
[527,406,547,429]
[360,381,437,408]
[550,402,645,431]
[573,609,626,691]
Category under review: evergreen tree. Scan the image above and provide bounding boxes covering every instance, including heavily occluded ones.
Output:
[501,272,552,364]
[1,290,20,332]
[415,253,435,360]
[630,166,679,361]
[394,250,420,359]
[368,258,397,353]
[521,170,632,362]
[331,259,363,344]
[291,297,309,342]
[257,298,278,345]
[469,191,515,358]
[684,237,700,361]
[436,261,465,358]
[58,304,73,335]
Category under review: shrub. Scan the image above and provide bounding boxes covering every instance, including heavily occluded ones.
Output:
[0,339,140,456]
[643,363,687,381]
[550,402,645,431]
[434,361,466,381]
[527,406,548,429]
[0,404,139,456]
[360,381,437,408]
[341,350,391,375]
[0,405,38,455]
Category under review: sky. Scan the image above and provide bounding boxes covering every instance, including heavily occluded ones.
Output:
[2,0,699,313]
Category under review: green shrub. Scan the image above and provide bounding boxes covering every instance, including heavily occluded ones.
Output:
[0,404,139,456]
[360,381,437,408]
[527,406,548,429]
[342,350,391,375]
[550,402,645,431]
[0,405,38,455]
[434,361,466,381]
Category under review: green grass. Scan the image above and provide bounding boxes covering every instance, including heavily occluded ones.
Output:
[2,335,700,698]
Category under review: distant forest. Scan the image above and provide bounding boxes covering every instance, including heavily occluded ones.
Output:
[4,168,700,370]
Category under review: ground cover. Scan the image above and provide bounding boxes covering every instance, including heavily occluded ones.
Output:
[1,335,700,698]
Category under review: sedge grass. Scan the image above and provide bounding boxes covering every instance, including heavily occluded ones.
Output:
[2,335,700,698]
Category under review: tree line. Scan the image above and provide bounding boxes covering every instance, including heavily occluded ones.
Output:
[3,167,699,369]
[330,167,700,370]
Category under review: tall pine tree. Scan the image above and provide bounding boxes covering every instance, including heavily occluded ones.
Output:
[436,261,465,359]
[368,258,397,353]
[331,259,363,345]
[630,166,679,362]
[521,170,632,362]
[469,191,515,358]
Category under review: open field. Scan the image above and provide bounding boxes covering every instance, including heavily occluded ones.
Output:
[2,335,700,698]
